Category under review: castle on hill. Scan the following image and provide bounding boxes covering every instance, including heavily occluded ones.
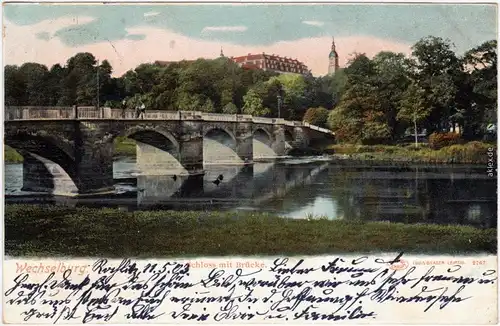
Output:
[155,37,340,77]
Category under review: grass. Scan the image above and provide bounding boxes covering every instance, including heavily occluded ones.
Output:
[4,145,24,163]
[5,204,496,257]
[113,136,137,158]
[327,142,496,164]
[4,137,137,163]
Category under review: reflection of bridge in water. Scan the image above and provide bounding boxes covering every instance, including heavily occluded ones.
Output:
[134,162,329,208]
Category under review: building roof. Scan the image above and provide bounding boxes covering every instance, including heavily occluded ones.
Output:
[231,53,307,67]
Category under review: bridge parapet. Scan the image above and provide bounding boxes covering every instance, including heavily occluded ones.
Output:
[252,117,286,125]
[202,113,238,122]
[5,106,334,136]
[144,110,181,120]
[285,121,303,127]
[303,122,335,135]
[6,106,75,120]
[77,106,102,119]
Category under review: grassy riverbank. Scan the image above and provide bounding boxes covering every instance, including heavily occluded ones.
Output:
[326,142,495,164]
[5,204,496,257]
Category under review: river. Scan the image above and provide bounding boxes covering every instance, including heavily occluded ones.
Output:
[4,157,497,228]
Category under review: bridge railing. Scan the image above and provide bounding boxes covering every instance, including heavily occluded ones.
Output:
[202,113,237,122]
[303,122,335,135]
[110,109,137,119]
[144,110,182,120]
[252,117,287,125]
[5,106,335,135]
[6,106,75,120]
[77,106,102,119]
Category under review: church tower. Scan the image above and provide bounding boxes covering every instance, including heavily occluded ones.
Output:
[328,37,339,75]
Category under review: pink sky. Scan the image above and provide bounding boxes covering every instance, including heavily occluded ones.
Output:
[3,16,413,77]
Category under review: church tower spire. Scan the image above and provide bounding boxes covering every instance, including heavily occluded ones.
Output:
[328,37,339,76]
[220,47,225,57]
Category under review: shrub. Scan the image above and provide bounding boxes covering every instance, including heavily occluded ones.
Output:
[428,132,462,149]
[441,142,495,163]
[303,107,329,128]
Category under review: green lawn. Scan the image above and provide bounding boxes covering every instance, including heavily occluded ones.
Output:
[5,204,496,257]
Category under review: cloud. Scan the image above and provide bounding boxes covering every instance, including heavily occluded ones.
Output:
[201,26,248,33]
[143,11,160,17]
[4,17,412,78]
[302,20,325,27]
[126,34,146,41]
[35,31,51,41]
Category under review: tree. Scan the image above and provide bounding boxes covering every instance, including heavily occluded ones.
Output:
[46,64,66,105]
[461,39,497,138]
[98,60,114,105]
[372,52,412,139]
[271,74,308,119]
[18,63,50,105]
[397,82,430,147]
[222,103,238,114]
[175,92,204,111]
[328,82,387,143]
[242,89,270,116]
[303,107,329,128]
[410,36,461,133]
[4,65,25,106]
[63,52,100,106]
[327,53,391,144]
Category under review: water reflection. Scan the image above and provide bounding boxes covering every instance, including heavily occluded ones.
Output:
[4,159,497,228]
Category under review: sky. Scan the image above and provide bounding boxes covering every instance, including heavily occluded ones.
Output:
[2,3,498,77]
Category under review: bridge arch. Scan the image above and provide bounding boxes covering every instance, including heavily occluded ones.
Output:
[117,125,186,175]
[4,132,79,194]
[253,127,277,159]
[203,126,237,144]
[285,129,294,142]
[203,127,242,164]
[253,128,273,144]
[120,125,180,151]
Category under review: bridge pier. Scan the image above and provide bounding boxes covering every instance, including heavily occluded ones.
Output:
[178,136,204,174]
[271,126,286,156]
[293,127,310,148]
[21,153,78,195]
[235,123,254,164]
[74,134,115,194]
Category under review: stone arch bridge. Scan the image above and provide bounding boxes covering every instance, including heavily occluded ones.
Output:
[5,106,335,195]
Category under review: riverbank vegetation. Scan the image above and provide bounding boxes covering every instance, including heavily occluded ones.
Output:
[327,142,496,164]
[5,204,496,257]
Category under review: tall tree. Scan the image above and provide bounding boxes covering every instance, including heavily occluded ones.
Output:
[397,82,431,147]
[4,65,25,106]
[372,51,412,139]
[461,39,497,138]
[19,63,50,105]
[327,53,391,144]
[410,36,461,133]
